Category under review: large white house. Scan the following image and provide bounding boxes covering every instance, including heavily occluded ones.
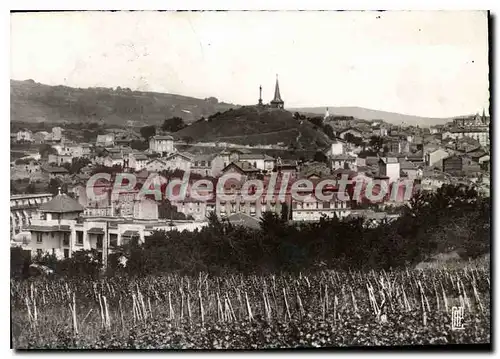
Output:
[149,135,175,154]
[291,193,351,222]
[22,192,207,259]
[378,157,400,183]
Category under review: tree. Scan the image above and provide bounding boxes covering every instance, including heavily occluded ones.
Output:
[69,157,91,174]
[281,202,290,221]
[323,125,335,140]
[10,180,20,195]
[313,151,328,164]
[25,182,36,194]
[182,136,194,145]
[205,97,219,105]
[369,135,384,153]
[39,144,58,159]
[161,117,186,133]
[293,112,305,121]
[130,140,149,151]
[158,199,189,220]
[308,116,324,128]
[140,125,156,141]
[48,178,62,195]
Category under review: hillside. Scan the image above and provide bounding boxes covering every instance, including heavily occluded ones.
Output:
[175,106,332,150]
[289,106,455,127]
[10,79,237,126]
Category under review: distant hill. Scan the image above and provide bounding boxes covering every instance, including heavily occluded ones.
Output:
[175,106,331,150]
[10,79,237,126]
[288,106,456,127]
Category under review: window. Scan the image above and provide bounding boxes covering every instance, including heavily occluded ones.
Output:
[110,234,118,247]
[64,249,69,259]
[76,231,83,245]
[63,233,70,246]
[97,234,103,249]
[36,233,43,243]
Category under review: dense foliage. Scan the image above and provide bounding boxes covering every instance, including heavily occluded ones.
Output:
[105,185,490,276]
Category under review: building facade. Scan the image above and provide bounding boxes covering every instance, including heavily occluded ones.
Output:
[10,193,54,238]
[149,135,175,154]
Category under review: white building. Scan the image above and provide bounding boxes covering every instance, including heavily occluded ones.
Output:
[442,128,490,147]
[191,154,226,177]
[23,192,207,259]
[16,129,33,143]
[324,140,345,158]
[378,157,400,183]
[10,193,54,239]
[330,154,357,170]
[96,134,115,147]
[291,194,351,222]
[163,152,193,172]
[129,152,149,171]
[145,158,168,173]
[238,153,275,172]
[424,148,450,167]
[149,135,175,154]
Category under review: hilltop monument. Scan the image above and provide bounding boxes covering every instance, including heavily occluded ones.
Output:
[270,74,285,109]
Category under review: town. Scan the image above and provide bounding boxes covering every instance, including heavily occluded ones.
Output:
[10,76,491,261]
[10,10,491,350]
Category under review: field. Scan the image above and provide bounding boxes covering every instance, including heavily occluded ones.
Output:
[11,265,490,349]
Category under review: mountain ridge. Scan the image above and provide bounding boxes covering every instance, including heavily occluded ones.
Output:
[10,79,237,126]
[288,106,459,127]
[11,79,464,128]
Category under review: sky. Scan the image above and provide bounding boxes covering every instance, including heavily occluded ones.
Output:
[10,11,490,118]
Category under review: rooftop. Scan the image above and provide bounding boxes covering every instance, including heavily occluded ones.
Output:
[39,193,84,213]
[226,213,261,230]
[330,154,356,160]
[42,165,68,174]
[224,161,260,173]
[380,157,399,164]
[152,135,174,140]
[239,153,275,161]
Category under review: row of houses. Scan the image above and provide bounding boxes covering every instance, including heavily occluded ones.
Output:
[12,127,64,144]
[16,187,390,260]
[13,191,208,259]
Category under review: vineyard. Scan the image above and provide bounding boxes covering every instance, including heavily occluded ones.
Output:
[11,265,490,349]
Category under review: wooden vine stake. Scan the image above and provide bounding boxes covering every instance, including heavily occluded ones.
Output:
[198,290,205,327]
[245,291,253,322]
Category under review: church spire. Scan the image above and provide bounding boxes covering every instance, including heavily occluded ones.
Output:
[270,74,284,109]
[258,85,263,106]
